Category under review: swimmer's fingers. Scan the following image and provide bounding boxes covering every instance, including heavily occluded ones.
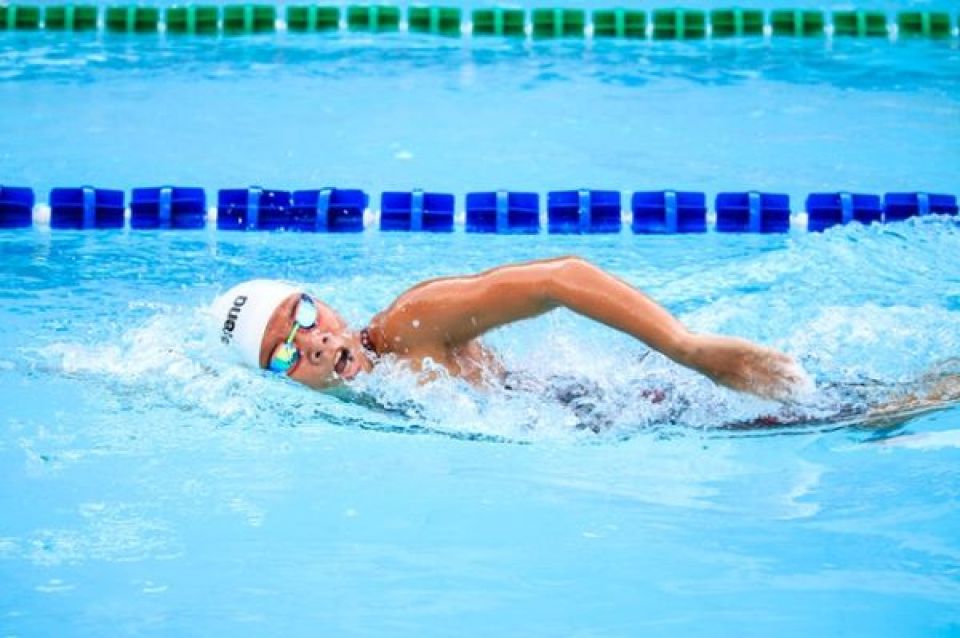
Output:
[681,334,812,403]
[751,351,815,403]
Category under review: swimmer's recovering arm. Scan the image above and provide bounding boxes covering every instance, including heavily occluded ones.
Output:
[373,256,808,401]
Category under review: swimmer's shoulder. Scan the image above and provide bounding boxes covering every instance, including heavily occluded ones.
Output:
[365,277,464,353]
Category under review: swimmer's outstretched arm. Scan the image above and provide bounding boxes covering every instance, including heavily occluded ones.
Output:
[371,256,809,401]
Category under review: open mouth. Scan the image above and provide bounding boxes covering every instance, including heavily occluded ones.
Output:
[334,347,351,377]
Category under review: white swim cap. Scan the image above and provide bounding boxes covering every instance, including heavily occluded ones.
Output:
[211,279,301,368]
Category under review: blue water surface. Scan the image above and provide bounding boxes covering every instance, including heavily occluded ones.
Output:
[1,11,960,638]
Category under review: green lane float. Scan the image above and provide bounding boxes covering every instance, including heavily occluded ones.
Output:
[832,10,888,37]
[591,9,647,38]
[346,5,401,32]
[471,8,525,36]
[0,4,956,42]
[710,8,763,37]
[531,8,586,38]
[44,5,97,31]
[286,5,340,32]
[222,4,276,34]
[408,6,461,36]
[897,12,952,38]
[652,9,706,39]
[166,6,219,35]
[105,6,160,33]
[1,4,41,29]
[769,10,825,37]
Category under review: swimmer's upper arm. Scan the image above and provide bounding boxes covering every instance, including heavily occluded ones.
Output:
[374,255,693,359]
[371,257,569,349]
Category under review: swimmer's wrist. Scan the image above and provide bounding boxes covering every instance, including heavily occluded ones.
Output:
[665,331,699,366]
[671,333,731,380]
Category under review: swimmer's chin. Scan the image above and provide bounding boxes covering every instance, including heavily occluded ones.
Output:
[296,372,362,392]
[304,350,375,389]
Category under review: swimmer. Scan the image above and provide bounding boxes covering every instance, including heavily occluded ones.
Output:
[212,256,811,402]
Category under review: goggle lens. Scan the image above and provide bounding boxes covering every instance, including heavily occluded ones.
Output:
[267,294,318,374]
[295,295,318,328]
[268,342,299,373]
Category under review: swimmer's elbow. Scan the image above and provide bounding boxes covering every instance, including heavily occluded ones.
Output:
[555,255,592,271]
[490,256,595,314]
[543,256,595,304]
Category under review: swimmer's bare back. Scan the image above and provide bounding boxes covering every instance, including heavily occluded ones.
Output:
[363,256,810,402]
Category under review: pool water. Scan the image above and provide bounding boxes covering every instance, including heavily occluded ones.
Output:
[2,9,960,637]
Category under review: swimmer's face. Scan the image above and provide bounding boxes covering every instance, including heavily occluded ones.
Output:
[258,292,373,389]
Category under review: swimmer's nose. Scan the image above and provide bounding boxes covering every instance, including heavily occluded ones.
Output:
[301,332,342,366]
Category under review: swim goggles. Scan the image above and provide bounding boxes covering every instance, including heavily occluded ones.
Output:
[267,293,318,374]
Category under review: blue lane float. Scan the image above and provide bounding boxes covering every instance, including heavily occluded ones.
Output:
[49,187,124,229]
[131,186,206,229]
[2,186,957,233]
[465,191,540,234]
[217,188,291,231]
[287,190,324,232]
[806,192,883,232]
[631,190,707,234]
[547,190,621,234]
[381,190,455,232]
[216,187,368,232]
[0,186,34,229]
[250,190,295,232]
[884,192,959,222]
[715,191,791,233]
[296,188,367,232]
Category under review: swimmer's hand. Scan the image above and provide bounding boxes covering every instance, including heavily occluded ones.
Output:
[679,334,813,402]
